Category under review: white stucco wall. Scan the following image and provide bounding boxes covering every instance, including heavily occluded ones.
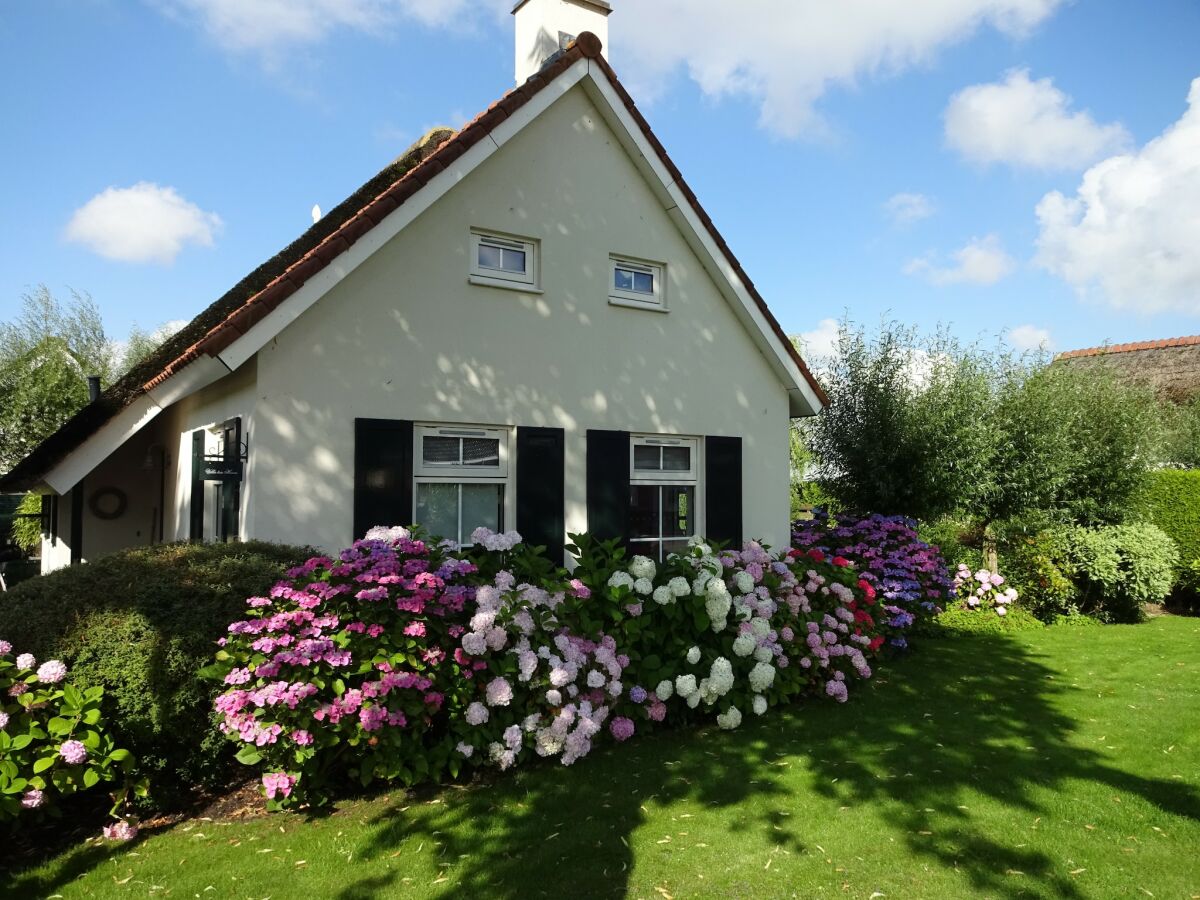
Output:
[248,83,793,553]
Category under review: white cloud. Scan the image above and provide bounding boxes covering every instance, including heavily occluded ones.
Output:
[904,234,1016,286]
[797,317,841,361]
[618,1,1066,137]
[65,183,222,265]
[944,69,1131,170]
[1035,77,1200,315]
[155,0,506,60]
[883,192,934,225]
[1008,324,1053,351]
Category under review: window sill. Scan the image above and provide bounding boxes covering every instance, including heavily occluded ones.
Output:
[608,296,668,313]
[469,274,544,294]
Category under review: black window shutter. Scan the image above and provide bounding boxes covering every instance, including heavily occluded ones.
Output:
[189,430,205,541]
[353,418,414,542]
[48,494,59,547]
[705,435,742,548]
[69,482,84,564]
[40,494,52,540]
[586,429,630,542]
[516,426,565,559]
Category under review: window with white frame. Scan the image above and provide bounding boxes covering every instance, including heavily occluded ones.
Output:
[470,231,538,289]
[629,434,699,561]
[609,256,665,310]
[413,424,510,546]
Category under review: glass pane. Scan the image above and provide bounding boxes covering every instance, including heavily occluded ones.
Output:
[461,483,503,540]
[500,248,527,274]
[614,268,634,291]
[633,444,661,471]
[662,446,691,471]
[462,437,500,468]
[415,483,459,544]
[629,540,661,562]
[629,485,661,539]
[478,243,504,270]
[662,485,694,538]
[422,436,460,467]
[662,540,689,559]
[633,271,654,294]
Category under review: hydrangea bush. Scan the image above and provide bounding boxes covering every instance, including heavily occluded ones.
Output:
[792,510,953,644]
[210,526,935,809]
[0,642,137,823]
[952,564,1018,616]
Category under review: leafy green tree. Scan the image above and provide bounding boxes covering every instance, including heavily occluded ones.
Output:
[1,286,177,551]
[802,318,1165,546]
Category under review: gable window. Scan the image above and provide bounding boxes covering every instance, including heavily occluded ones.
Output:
[609,256,666,311]
[628,434,699,561]
[414,424,510,546]
[470,231,539,291]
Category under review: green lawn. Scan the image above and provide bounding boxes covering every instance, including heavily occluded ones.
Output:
[6,617,1199,899]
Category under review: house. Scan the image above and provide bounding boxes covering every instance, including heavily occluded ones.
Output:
[0,0,825,574]
[1055,335,1200,402]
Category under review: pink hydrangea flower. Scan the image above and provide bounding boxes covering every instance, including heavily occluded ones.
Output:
[15,653,35,670]
[21,789,44,809]
[59,740,88,765]
[609,717,635,741]
[262,772,297,800]
[102,820,139,842]
[35,659,67,684]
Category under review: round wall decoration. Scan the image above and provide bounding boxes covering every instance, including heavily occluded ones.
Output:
[88,487,128,521]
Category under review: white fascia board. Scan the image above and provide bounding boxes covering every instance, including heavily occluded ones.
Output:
[580,63,824,417]
[217,59,590,374]
[43,355,230,494]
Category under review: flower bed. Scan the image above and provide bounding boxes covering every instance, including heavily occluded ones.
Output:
[208,526,936,809]
[791,510,953,647]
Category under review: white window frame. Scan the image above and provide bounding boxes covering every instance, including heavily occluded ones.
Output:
[469,230,540,292]
[412,424,513,546]
[609,255,666,312]
[628,434,702,560]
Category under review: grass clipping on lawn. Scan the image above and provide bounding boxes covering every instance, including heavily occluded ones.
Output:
[6,618,1198,899]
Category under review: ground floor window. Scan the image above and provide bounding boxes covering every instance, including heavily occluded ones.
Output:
[628,434,700,562]
[413,424,509,546]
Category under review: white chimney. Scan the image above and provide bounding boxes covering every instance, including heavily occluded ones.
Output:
[513,0,610,84]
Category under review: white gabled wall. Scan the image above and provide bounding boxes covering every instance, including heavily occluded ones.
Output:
[250,83,793,553]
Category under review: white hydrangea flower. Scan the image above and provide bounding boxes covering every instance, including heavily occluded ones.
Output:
[669,576,690,597]
[686,646,701,665]
[675,673,698,698]
[753,646,774,663]
[686,691,702,709]
[716,706,742,730]
[633,578,654,596]
[705,577,729,601]
[709,657,734,696]
[608,571,634,590]
[692,574,713,596]
[752,695,768,716]
[653,586,674,606]
[732,633,756,658]
[734,571,755,594]
[748,662,775,692]
[749,617,771,638]
[586,670,606,688]
[655,679,674,701]
[629,555,657,580]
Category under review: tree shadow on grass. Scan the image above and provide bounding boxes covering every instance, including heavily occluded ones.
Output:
[335,631,1199,900]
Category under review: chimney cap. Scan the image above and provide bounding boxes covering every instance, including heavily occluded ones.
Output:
[512,0,612,14]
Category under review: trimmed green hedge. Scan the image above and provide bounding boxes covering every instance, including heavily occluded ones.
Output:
[1140,468,1200,565]
[0,541,312,809]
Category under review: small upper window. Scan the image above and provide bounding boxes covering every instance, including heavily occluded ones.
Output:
[470,231,538,290]
[415,425,508,478]
[630,435,697,482]
[610,256,665,310]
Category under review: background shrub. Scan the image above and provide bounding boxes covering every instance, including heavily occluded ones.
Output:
[0,540,310,808]
[1138,468,1200,592]
[1048,523,1178,622]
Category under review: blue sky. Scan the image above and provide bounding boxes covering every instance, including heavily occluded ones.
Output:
[2,0,1198,360]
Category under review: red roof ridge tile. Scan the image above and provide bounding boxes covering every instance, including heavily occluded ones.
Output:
[1055,334,1200,360]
